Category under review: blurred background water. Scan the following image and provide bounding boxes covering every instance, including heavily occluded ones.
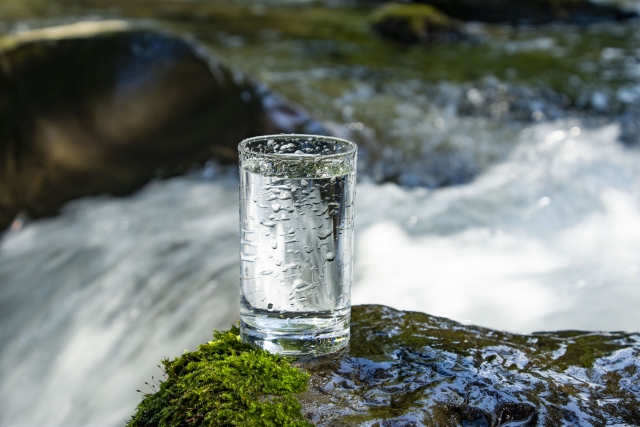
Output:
[1,0,640,425]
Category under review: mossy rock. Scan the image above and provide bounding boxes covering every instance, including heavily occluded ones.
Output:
[0,21,327,230]
[371,3,467,44]
[132,305,639,426]
[299,305,640,425]
[127,327,312,427]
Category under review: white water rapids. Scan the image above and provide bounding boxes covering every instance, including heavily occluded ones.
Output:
[1,118,640,426]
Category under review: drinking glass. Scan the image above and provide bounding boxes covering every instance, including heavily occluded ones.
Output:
[238,134,357,357]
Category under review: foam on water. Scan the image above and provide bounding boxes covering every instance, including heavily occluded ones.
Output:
[353,120,640,332]
[0,175,241,427]
[1,120,640,426]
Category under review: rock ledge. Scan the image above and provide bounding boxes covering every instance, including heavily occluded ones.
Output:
[297,305,640,426]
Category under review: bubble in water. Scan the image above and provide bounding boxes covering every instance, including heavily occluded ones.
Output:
[279,143,295,152]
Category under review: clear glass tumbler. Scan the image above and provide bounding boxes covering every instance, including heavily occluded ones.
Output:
[238,134,357,357]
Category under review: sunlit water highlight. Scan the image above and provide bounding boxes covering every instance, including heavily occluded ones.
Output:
[1,119,640,426]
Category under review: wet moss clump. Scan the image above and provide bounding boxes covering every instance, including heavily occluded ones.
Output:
[127,327,311,427]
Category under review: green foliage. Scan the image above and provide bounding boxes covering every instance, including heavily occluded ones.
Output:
[127,327,312,427]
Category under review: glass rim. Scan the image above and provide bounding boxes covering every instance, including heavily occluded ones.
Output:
[238,133,357,160]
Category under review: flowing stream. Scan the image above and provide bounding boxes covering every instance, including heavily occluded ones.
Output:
[1,1,640,426]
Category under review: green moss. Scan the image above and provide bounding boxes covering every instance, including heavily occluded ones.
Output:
[348,306,635,371]
[127,327,312,427]
[371,3,457,31]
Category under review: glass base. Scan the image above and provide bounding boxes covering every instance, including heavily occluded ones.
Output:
[240,307,350,357]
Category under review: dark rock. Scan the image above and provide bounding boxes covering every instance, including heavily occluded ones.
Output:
[296,305,640,426]
[395,0,638,25]
[0,21,327,229]
[371,3,469,44]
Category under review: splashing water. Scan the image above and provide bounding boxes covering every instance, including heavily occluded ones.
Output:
[0,177,241,427]
[1,118,640,426]
[353,121,640,332]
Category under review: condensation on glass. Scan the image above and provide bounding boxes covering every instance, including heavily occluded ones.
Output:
[238,134,357,357]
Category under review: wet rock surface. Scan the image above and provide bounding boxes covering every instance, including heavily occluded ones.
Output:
[296,305,640,426]
[0,21,326,229]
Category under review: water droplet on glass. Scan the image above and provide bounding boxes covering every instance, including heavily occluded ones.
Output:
[318,229,332,240]
[267,303,273,310]
[325,252,335,261]
[271,203,281,212]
